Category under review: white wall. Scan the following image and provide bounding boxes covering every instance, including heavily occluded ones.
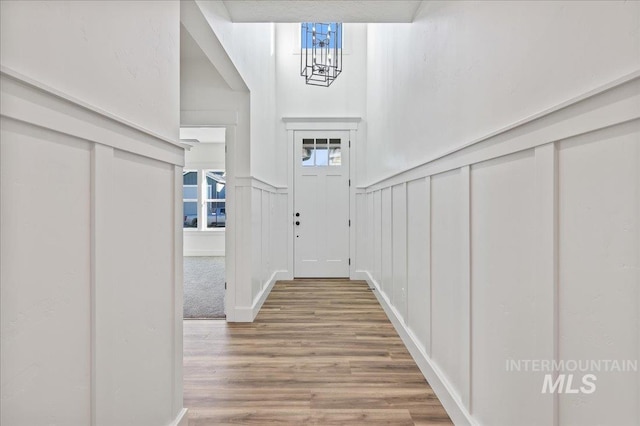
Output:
[196,0,279,185]
[365,0,640,184]
[1,1,186,425]
[184,143,225,170]
[0,0,179,141]
[357,2,640,425]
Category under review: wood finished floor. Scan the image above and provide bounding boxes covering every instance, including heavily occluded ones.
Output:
[183,279,452,425]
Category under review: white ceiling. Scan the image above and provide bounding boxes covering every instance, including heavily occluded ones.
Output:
[220,1,424,23]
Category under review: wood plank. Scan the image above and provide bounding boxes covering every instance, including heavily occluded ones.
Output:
[184,279,453,425]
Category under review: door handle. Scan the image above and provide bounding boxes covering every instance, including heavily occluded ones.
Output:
[295,212,300,217]
[295,221,300,226]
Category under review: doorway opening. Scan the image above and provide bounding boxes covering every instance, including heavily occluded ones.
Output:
[180,126,227,319]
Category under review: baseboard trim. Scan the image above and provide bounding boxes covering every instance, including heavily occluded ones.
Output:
[252,271,283,318]
[231,270,288,322]
[233,306,254,322]
[361,271,474,426]
[353,270,374,288]
[168,408,188,426]
[183,250,225,257]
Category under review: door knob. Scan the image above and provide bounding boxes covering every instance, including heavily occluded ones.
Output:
[295,221,300,226]
[295,212,300,217]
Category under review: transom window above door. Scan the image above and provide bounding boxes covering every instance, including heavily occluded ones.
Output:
[302,138,342,167]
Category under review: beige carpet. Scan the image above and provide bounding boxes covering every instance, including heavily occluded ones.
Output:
[183,256,225,319]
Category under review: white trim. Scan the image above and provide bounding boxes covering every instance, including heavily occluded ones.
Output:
[90,144,114,425]
[180,109,238,127]
[365,70,640,191]
[286,129,296,278]
[232,271,288,322]
[197,165,206,231]
[534,143,559,426]
[172,165,185,421]
[185,161,226,170]
[183,250,225,257]
[460,165,471,410]
[236,176,287,191]
[349,129,358,279]
[167,408,189,426]
[362,271,474,426]
[0,66,181,148]
[183,228,226,234]
[181,109,238,126]
[353,270,374,288]
[0,68,184,167]
[224,125,237,321]
[283,116,361,123]
[233,306,255,323]
[252,271,285,319]
[283,116,361,131]
[426,176,433,357]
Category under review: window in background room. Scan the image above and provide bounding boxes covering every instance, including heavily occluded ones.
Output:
[205,170,226,228]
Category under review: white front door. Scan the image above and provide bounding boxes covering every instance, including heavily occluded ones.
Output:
[294,131,350,277]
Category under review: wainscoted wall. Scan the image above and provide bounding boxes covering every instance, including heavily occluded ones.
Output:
[355,72,640,426]
[230,177,288,322]
[0,69,187,426]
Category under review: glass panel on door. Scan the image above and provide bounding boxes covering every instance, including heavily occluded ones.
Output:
[302,138,315,166]
[329,139,341,166]
[315,139,329,166]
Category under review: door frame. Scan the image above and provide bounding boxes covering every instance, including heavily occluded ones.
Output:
[283,117,361,280]
[181,114,238,321]
[293,130,351,278]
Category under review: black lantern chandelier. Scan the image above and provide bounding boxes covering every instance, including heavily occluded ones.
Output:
[300,22,342,87]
